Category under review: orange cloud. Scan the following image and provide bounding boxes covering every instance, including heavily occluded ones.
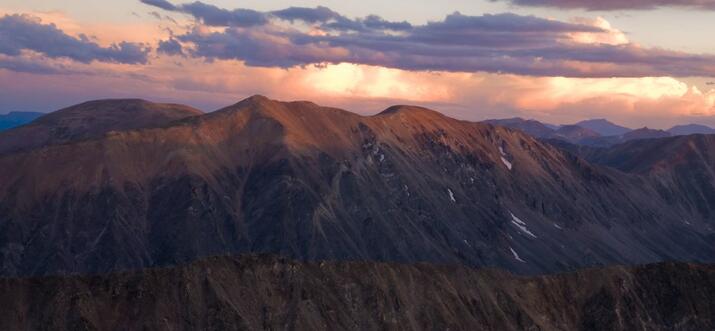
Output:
[567,17,628,46]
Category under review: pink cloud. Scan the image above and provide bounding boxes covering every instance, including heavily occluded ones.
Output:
[1,8,715,129]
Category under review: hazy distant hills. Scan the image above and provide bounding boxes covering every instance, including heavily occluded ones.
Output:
[668,124,715,135]
[575,119,632,136]
[484,117,715,147]
[553,124,601,141]
[0,111,43,131]
[1,96,714,277]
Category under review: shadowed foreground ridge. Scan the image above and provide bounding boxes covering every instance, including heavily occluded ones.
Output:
[1,255,713,331]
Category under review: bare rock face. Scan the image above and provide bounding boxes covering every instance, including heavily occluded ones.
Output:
[563,134,715,221]
[0,255,713,331]
[0,96,714,277]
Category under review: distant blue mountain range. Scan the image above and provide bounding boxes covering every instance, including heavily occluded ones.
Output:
[0,111,44,131]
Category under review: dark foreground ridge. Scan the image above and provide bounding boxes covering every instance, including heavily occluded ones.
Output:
[1,255,713,331]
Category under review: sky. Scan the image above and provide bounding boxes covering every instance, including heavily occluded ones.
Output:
[1,0,715,128]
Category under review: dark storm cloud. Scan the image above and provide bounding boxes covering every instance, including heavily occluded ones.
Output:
[141,2,715,77]
[0,14,150,64]
[494,0,715,10]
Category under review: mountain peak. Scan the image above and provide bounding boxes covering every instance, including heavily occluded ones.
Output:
[239,94,272,104]
[377,105,447,120]
[574,118,631,136]
[0,99,202,155]
[224,94,276,110]
[36,98,202,124]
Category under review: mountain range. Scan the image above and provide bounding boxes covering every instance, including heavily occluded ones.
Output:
[0,111,43,131]
[2,96,715,330]
[485,117,715,147]
[668,124,715,135]
[1,96,714,278]
[574,119,632,136]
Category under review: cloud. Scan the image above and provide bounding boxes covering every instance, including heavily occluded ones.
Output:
[0,14,150,64]
[494,0,715,10]
[157,38,183,56]
[0,54,76,75]
[362,15,412,31]
[141,1,412,32]
[139,0,176,11]
[270,6,341,23]
[159,8,715,78]
[138,2,715,77]
[140,0,267,27]
[4,57,715,128]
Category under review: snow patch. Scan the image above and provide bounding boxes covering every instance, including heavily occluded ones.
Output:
[510,212,537,238]
[510,247,526,263]
[501,157,513,170]
[379,154,385,162]
[463,239,472,247]
[553,223,563,230]
[498,145,513,170]
[448,189,456,202]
